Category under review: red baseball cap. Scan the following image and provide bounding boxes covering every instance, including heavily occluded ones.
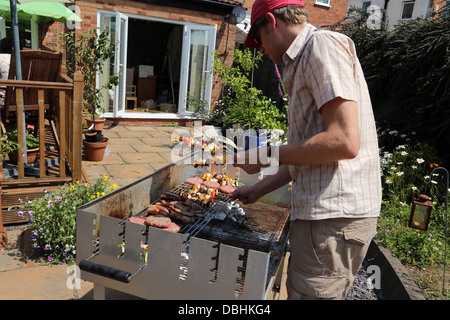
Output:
[244,0,305,49]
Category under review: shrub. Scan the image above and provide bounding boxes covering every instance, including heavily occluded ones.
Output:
[212,49,287,137]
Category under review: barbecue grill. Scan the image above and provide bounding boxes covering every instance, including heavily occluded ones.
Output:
[76,159,291,300]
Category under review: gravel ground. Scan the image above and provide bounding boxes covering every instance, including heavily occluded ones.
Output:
[346,262,385,300]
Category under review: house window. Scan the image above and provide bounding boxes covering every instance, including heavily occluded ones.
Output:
[315,0,331,7]
[401,1,415,19]
[362,2,371,11]
[1,20,34,50]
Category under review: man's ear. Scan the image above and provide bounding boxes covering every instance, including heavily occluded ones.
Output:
[265,12,277,30]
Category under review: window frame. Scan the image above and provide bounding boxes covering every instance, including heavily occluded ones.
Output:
[401,1,415,20]
[314,0,331,8]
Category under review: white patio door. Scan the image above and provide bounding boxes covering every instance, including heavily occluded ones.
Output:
[98,11,128,118]
[179,24,216,116]
[113,12,128,117]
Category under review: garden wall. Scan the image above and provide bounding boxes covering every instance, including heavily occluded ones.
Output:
[366,240,425,300]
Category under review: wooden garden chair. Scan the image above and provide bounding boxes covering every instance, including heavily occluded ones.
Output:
[2,49,63,125]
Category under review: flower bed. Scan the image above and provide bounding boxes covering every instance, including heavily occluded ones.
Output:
[376,127,449,298]
[12,174,117,264]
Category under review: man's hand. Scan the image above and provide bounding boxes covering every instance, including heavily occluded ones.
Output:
[229,185,260,205]
[229,165,292,205]
[233,149,270,175]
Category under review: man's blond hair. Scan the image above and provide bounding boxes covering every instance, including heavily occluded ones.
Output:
[272,5,309,25]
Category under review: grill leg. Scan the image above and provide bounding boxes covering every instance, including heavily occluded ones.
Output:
[93,284,106,300]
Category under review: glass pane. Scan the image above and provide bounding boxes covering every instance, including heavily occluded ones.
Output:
[4,20,32,49]
[186,29,209,112]
[315,0,330,5]
[402,3,415,19]
[116,16,127,114]
[411,205,428,230]
[98,14,115,114]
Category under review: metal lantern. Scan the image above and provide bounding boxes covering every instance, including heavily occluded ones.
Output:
[409,194,433,231]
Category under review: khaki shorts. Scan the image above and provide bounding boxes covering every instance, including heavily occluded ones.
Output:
[286,217,377,300]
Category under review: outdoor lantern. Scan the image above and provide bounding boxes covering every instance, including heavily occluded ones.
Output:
[409,194,433,231]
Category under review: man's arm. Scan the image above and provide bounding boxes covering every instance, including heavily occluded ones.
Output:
[234,96,360,174]
[278,97,360,166]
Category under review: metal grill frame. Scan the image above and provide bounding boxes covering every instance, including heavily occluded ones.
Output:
[76,159,291,300]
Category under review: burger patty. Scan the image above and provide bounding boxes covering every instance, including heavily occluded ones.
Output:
[129,216,146,225]
[185,177,203,185]
[162,222,181,233]
[219,184,236,194]
[145,215,172,228]
[202,180,220,189]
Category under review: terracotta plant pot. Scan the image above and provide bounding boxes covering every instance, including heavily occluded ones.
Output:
[85,130,102,143]
[83,138,108,162]
[9,147,39,164]
[85,117,106,131]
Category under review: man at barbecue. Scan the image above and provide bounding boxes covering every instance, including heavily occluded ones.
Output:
[230,0,381,300]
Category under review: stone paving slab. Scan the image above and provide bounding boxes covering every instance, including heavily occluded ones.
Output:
[83,125,181,187]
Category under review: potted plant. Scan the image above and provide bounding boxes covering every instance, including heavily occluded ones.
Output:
[0,131,20,165]
[63,28,119,131]
[82,137,109,161]
[4,126,40,164]
[62,27,119,160]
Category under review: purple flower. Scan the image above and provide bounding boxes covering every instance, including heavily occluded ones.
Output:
[39,228,43,233]
[56,197,62,203]
[47,255,54,262]
[28,210,34,216]
[44,244,51,250]
[48,200,53,207]
[17,211,24,218]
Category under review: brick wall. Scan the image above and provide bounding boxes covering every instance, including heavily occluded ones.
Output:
[79,0,236,107]
[39,0,236,110]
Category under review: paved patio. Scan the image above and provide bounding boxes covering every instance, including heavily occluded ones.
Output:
[83,123,182,187]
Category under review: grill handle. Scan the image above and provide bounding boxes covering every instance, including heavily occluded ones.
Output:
[79,260,132,284]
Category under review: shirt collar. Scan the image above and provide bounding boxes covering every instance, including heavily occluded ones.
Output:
[283,23,318,65]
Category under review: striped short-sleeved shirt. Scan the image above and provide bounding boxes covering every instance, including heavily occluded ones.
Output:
[282,24,381,221]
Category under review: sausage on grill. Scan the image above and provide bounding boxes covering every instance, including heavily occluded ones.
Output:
[160,193,181,201]
[146,204,169,216]
[168,211,194,224]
